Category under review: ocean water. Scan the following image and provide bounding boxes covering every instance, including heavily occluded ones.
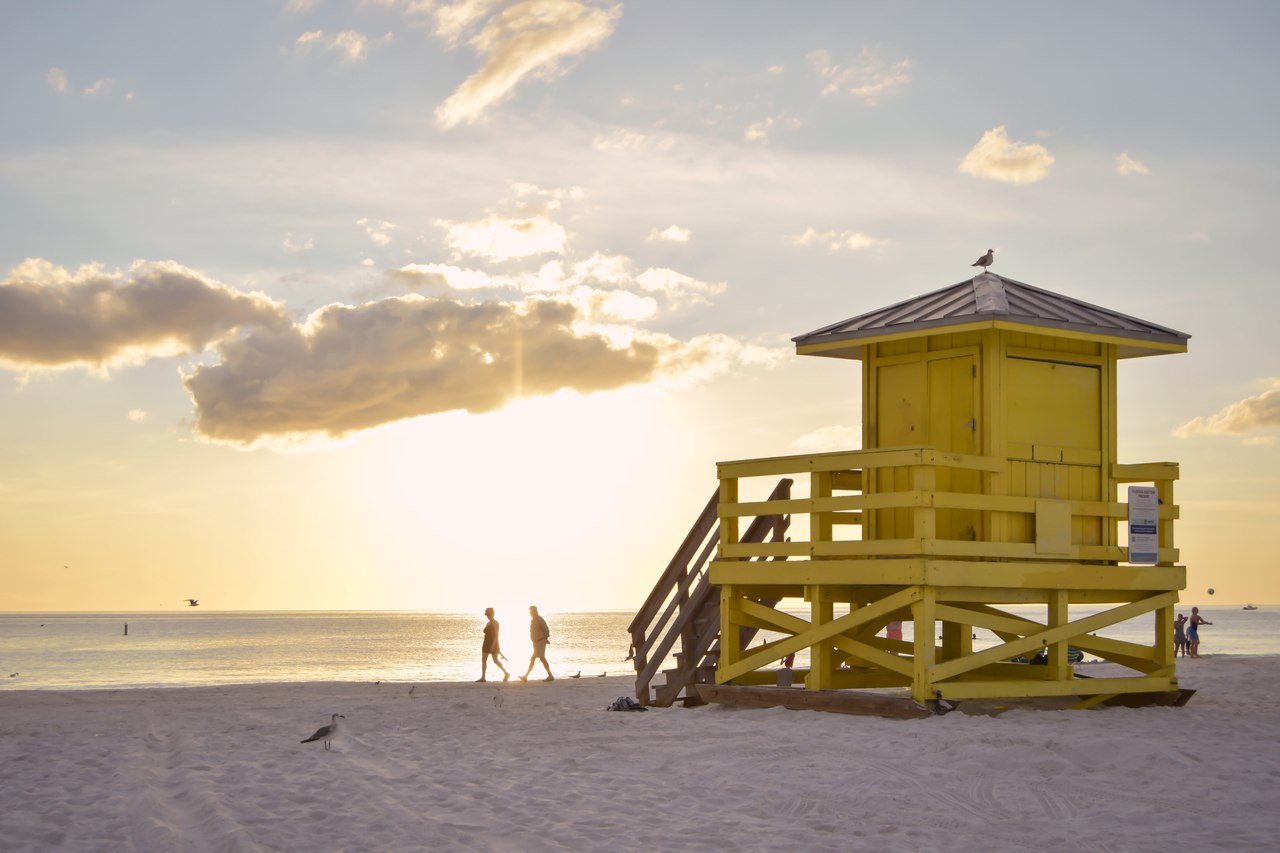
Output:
[0,611,638,691]
[1,605,1275,691]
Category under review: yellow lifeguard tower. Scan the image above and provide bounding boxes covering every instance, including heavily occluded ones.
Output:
[630,271,1190,712]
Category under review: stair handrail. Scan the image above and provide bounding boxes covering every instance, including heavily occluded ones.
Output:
[631,478,792,704]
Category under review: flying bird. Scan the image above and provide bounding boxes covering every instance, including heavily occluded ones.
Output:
[300,713,344,750]
[184,599,200,607]
[971,249,994,270]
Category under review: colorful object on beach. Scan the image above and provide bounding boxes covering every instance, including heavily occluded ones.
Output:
[300,713,344,750]
[685,271,1192,709]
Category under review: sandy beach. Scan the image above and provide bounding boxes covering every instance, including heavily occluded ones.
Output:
[2,656,1278,852]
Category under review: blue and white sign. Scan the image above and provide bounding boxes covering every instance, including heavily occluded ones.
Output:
[1128,485,1159,564]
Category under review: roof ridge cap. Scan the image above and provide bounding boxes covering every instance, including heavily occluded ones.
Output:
[972,272,1009,314]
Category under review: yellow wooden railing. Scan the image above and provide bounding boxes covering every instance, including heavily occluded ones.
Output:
[709,447,1186,704]
[717,447,1180,567]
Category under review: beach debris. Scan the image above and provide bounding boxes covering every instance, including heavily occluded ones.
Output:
[301,713,344,750]
[971,249,994,270]
[1207,588,1215,595]
[607,696,647,712]
[8,672,17,678]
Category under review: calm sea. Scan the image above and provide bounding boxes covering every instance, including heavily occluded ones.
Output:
[0,605,1275,691]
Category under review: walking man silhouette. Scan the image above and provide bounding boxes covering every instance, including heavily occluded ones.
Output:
[519,605,554,682]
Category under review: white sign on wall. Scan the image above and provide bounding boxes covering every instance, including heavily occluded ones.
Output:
[1128,485,1159,564]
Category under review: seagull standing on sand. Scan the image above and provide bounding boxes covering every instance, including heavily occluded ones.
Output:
[971,249,994,271]
[300,713,344,750]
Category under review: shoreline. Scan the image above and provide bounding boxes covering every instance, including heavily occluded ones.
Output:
[1,650,1272,694]
[3,657,1279,850]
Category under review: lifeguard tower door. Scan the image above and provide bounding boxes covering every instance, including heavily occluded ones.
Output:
[1005,354,1106,547]
[871,349,980,542]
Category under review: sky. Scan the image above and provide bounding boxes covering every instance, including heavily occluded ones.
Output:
[1,1,1278,613]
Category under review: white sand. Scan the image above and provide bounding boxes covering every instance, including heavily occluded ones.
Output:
[2,657,1278,852]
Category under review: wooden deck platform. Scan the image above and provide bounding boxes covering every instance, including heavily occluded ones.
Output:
[694,682,942,719]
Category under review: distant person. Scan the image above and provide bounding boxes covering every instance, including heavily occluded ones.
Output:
[1174,613,1188,657]
[478,607,510,682]
[1188,607,1212,658]
[520,605,554,682]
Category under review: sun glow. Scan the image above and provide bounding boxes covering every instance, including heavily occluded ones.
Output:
[351,385,682,611]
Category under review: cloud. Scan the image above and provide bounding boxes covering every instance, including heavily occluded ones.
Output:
[959,126,1055,184]
[330,31,370,62]
[634,267,725,309]
[388,251,723,311]
[285,0,321,11]
[1116,152,1150,176]
[282,233,315,254]
[295,30,370,63]
[127,409,148,422]
[789,227,886,252]
[647,224,690,243]
[434,0,622,129]
[295,30,325,49]
[592,128,674,152]
[386,262,505,291]
[651,332,784,391]
[569,252,630,285]
[744,113,800,142]
[1174,379,1280,440]
[0,259,285,371]
[46,68,117,99]
[744,116,774,142]
[809,48,911,104]
[438,212,567,261]
[181,294,741,445]
[46,67,69,93]
[357,217,399,246]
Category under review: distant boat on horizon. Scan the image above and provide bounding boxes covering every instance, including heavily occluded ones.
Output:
[1243,604,1258,610]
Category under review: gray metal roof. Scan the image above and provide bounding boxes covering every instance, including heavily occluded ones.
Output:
[793,272,1190,359]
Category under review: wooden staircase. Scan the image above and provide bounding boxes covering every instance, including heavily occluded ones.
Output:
[628,478,792,707]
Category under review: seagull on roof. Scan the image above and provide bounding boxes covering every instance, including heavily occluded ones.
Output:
[184,599,199,607]
[300,713,344,750]
[971,249,994,270]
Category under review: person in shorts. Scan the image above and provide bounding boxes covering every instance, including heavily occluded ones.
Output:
[519,605,554,682]
[478,607,510,682]
[1174,612,1188,657]
[1188,607,1212,658]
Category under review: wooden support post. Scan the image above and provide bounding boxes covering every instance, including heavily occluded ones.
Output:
[806,584,835,690]
[911,464,936,541]
[719,476,739,556]
[1156,472,1177,567]
[941,620,963,663]
[718,584,739,681]
[1155,599,1175,672]
[1047,589,1069,681]
[811,470,833,551]
[911,587,937,703]
[941,605,974,664]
